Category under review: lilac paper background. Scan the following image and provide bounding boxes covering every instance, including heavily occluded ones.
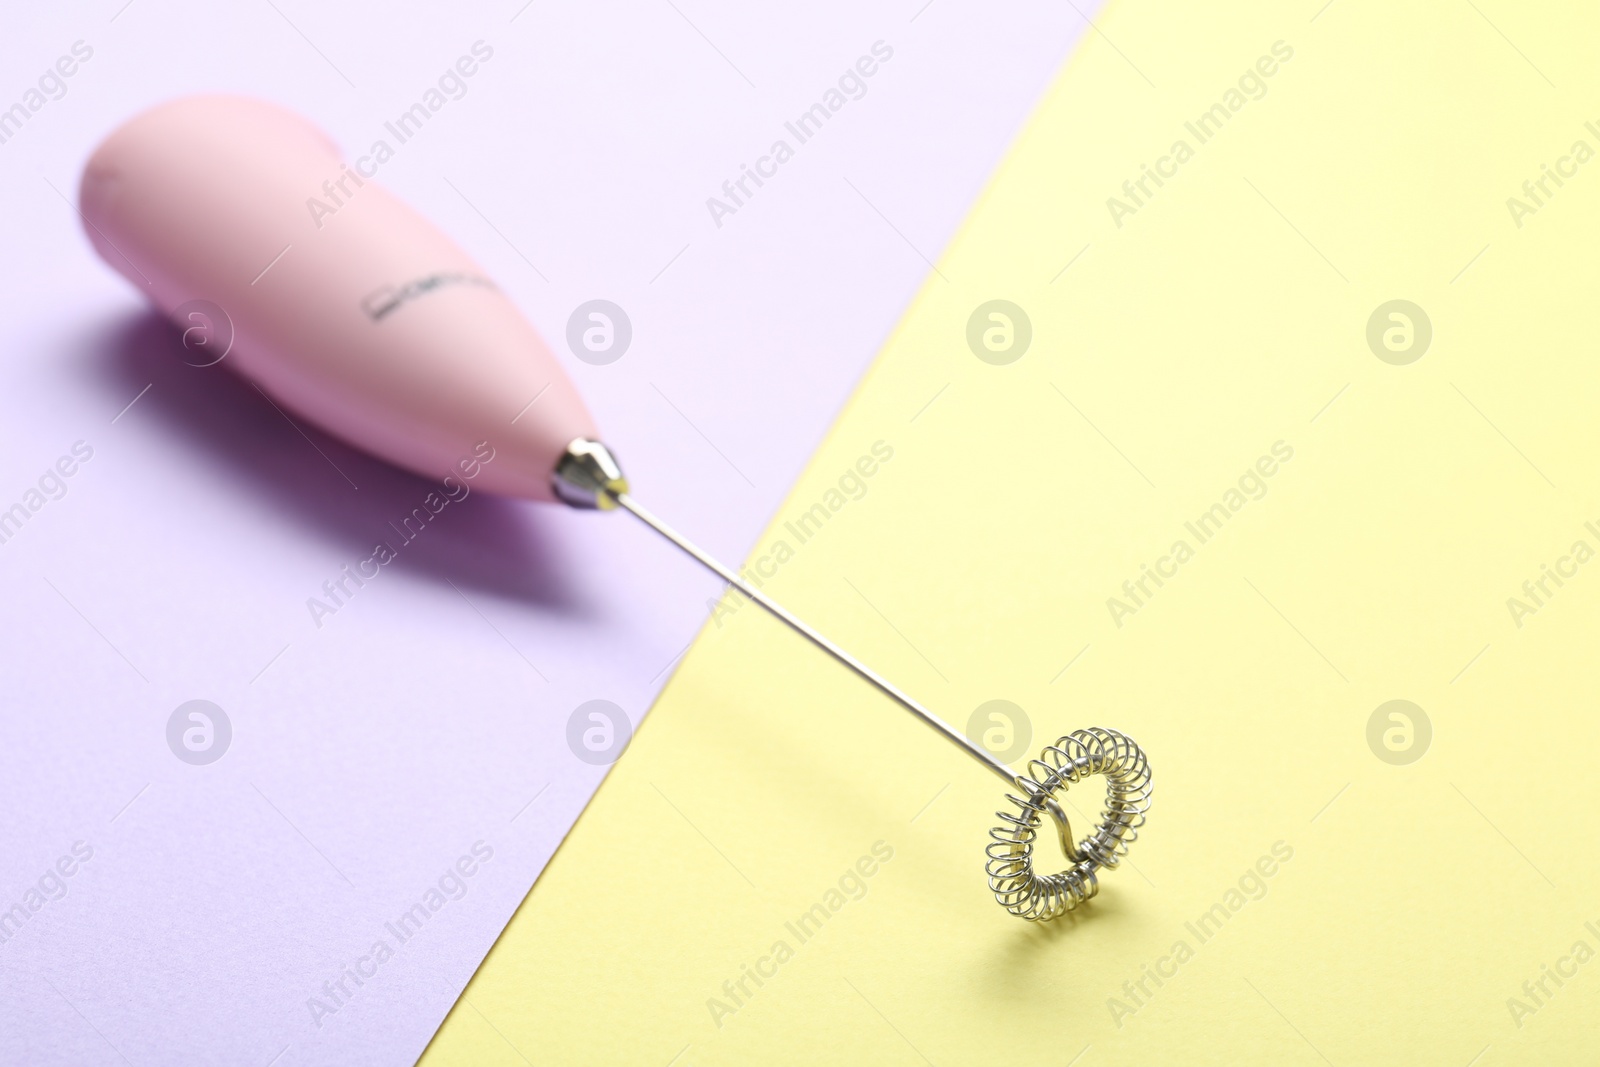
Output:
[0,2,1096,1063]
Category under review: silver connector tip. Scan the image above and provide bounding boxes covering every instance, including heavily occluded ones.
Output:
[552,438,629,509]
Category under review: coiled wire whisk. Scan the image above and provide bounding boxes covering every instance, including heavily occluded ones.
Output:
[568,455,1154,923]
[986,727,1152,921]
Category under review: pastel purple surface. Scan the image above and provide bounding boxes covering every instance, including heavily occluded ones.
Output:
[0,2,1096,1063]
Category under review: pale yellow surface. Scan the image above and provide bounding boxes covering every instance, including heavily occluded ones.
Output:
[423,1,1600,1063]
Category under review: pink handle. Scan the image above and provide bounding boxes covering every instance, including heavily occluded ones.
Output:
[79,95,597,501]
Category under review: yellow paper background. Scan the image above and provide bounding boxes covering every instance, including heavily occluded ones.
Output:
[423,1,1600,1062]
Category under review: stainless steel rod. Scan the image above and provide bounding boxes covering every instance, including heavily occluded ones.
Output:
[612,490,1016,785]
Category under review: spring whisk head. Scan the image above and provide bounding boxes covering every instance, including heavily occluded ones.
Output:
[985,727,1152,921]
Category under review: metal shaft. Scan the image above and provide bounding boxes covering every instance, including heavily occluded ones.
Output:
[611,490,1017,786]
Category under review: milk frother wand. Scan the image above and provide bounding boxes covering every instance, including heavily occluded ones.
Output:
[79,95,1149,921]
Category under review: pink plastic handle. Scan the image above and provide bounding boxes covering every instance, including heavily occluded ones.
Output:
[79,95,597,501]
